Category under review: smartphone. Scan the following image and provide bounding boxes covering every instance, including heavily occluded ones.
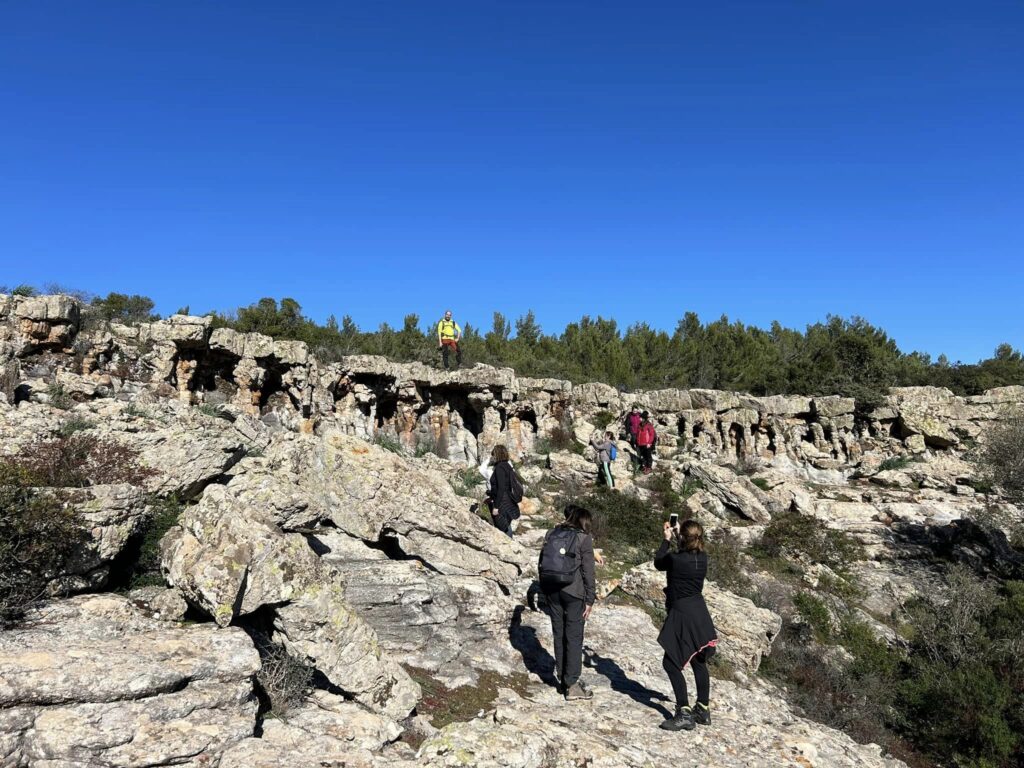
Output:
[669,513,679,527]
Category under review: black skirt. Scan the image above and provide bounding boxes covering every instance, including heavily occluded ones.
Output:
[657,594,718,670]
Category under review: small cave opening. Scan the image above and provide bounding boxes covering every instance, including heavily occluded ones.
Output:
[375,396,398,429]
[729,423,746,459]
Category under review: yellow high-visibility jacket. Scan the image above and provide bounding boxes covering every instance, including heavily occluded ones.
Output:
[437,319,461,341]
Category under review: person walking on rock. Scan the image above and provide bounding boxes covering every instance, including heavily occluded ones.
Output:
[636,411,657,474]
[537,504,597,701]
[654,518,717,731]
[485,444,521,537]
[624,406,642,448]
[589,429,617,489]
[436,309,462,370]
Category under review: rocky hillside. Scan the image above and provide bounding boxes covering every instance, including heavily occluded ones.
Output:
[2,293,1022,767]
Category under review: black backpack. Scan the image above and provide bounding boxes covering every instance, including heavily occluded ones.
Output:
[508,467,524,505]
[539,526,580,589]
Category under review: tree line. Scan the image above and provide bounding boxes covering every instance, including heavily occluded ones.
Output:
[5,285,1023,402]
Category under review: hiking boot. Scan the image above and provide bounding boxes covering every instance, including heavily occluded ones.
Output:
[659,705,695,731]
[564,681,594,701]
[693,702,711,726]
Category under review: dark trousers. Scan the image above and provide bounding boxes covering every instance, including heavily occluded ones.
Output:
[547,590,585,687]
[440,341,462,369]
[662,652,710,707]
[637,445,654,470]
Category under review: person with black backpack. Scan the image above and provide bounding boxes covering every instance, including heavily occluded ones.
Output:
[537,504,597,701]
[486,444,522,537]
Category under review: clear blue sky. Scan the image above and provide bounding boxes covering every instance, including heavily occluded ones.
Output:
[2,1,1021,363]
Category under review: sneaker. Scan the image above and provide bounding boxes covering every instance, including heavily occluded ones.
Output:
[693,702,711,726]
[564,681,594,701]
[658,705,695,731]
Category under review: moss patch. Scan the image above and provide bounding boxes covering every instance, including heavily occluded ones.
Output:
[404,666,533,729]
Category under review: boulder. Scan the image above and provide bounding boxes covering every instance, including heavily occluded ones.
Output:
[161,484,420,719]
[686,462,772,523]
[0,594,258,767]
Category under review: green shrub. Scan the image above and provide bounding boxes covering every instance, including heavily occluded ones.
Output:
[56,416,94,438]
[981,413,1024,501]
[125,495,183,589]
[706,528,753,597]
[46,383,73,410]
[11,284,37,297]
[752,510,863,574]
[0,482,86,627]
[373,433,403,454]
[592,410,616,430]
[196,403,234,421]
[559,488,661,566]
[547,425,576,452]
[751,477,771,491]
[0,434,157,487]
[450,467,483,498]
[879,456,912,472]
[793,591,833,642]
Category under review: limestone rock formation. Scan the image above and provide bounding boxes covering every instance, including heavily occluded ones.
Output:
[0,594,259,767]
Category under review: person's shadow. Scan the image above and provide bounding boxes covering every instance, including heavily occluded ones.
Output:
[584,648,672,718]
[509,604,560,689]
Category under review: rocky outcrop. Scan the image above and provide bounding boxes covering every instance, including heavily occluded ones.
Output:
[161,483,421,719]
[51,483,150,591]
[6,294,1021,471]
[0,594,259,767]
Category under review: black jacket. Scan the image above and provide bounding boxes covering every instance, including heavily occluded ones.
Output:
[488,460,521,523]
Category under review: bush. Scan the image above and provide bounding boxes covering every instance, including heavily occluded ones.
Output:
[981,413,1024,501]
[56,416,94,438]
[753,510,863,574]
[0,482,86,627]
[547,424,576,452]
[46,383,73,410]
[196,403,233,421]
[372,433,403,454]
[879,456,913,472]
[450,467,483,497]
[254,640,314,716]
[706,528,753,596]
[793,591,833,642]
[592,410,616,430]
[751,477,771,492]
[0,434,157,487]
[125,495,183,589]
[559,488,661,566]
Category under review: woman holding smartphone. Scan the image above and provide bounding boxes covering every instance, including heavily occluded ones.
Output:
[654,517,718,731]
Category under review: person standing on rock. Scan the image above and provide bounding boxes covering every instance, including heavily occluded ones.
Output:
[636,412,657,474]
[486,444,521,537]
[654,518,717,731]
[589,429,616,489]
[537,504,597,701]
[624,405,642,448]
[436,309,463,371]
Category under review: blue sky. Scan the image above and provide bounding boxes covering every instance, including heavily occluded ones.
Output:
[1,1,1021,363]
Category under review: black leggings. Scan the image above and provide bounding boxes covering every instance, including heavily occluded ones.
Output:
[662,652,709,708]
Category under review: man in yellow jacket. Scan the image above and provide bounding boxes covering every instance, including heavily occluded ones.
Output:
[437,309,463,370]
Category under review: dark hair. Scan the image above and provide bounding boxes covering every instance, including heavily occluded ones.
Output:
[676,519,705,553]
[641,411,650,419]
[563,504,593,534]
[605,431,614,439]
[490,444,510,463]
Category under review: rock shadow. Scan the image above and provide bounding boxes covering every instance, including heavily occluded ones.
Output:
[584,649,672,718]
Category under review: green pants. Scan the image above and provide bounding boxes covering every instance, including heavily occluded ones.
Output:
[600,462,615,488]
